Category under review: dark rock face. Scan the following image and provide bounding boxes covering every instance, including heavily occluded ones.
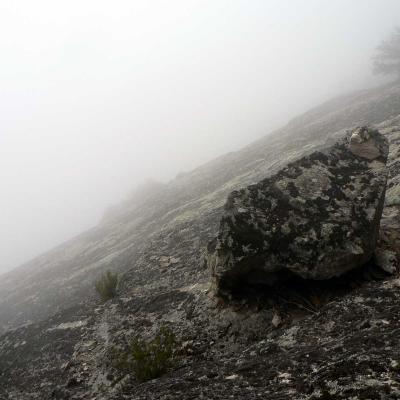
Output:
[209,127,389,298]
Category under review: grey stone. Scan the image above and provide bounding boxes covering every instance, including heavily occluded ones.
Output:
[374,248,397,274]
[208,127,389,298]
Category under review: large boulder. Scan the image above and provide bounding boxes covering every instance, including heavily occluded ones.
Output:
[208,127,389,298]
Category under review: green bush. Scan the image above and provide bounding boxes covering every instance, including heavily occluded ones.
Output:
[112,326,177,383]
[95,270,118,302]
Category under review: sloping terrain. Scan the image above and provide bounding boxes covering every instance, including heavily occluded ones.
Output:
[1,82,399,332]
[1,82,400,399]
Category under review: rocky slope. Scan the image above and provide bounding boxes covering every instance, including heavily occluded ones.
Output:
[1,82,400,399]
[1,83,400,333]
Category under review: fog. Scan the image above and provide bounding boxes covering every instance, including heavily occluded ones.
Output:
[0,0,399,274]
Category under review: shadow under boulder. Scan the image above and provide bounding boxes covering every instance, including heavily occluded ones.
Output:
[208,127,389,300]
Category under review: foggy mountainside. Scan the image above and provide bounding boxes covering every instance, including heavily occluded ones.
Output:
[1,81,400,399]
[1,83,399,333]
[3,2,400,399]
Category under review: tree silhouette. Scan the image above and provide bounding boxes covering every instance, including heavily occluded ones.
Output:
[373,28,400,80]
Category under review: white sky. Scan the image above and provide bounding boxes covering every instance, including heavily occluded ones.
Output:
[0,0,399,273]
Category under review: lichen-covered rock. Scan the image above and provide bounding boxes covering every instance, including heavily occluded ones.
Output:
[209,127,389,298]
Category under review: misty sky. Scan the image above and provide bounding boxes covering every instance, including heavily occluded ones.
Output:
[1,0,400,274]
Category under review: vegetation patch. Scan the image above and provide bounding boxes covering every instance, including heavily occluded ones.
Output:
[112,326,177,383]
[95,270,118,302]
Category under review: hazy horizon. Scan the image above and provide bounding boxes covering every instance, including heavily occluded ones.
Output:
[1,0,400,274]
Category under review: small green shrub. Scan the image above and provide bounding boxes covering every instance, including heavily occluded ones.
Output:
[112,326,177,383]
[95,270,118,302]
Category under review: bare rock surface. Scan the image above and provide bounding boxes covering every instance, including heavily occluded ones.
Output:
[209,127,389,298]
